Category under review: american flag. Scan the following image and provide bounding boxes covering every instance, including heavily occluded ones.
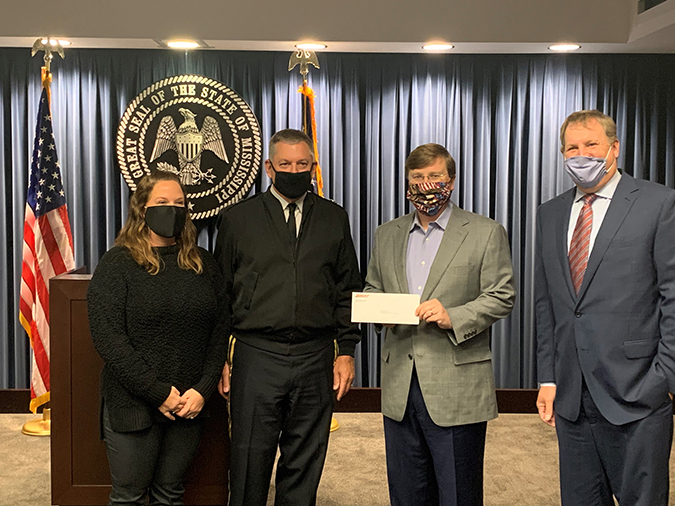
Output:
[19,84,75,413]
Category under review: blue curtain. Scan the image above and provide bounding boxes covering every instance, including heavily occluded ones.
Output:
[2,48,674,389]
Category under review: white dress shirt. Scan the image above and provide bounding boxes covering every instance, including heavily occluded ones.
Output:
[270,185,306,236]
[566,170,622,253]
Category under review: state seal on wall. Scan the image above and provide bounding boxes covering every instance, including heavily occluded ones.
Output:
[116,75,262,220]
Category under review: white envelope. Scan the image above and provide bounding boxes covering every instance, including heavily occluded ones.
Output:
[351,292,420,325]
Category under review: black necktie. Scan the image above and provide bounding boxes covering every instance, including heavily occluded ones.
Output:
[287,202,297,245]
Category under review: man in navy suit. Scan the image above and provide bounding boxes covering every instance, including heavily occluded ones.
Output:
[535,110,675,506]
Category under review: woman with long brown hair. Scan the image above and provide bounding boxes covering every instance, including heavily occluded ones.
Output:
[87,171,229,506]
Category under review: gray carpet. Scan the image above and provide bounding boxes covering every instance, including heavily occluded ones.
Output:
[0,414,51,506]
[1,413,673,505]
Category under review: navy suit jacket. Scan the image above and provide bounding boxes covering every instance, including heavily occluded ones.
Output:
[535,173,675,425]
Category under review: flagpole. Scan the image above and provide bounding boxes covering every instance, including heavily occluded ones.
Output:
[288,49,324,197]
[21,38,68,437]
[289,49,339,431]
[301,76,309,134]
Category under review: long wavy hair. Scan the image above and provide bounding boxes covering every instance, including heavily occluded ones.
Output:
[115,171,203,275]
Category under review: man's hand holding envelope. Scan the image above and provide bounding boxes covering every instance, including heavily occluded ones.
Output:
[415,299,452,329]
[351,293,453,329]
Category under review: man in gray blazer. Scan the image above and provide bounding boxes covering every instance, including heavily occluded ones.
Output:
[535,110,675,505]
[365,143,515,506]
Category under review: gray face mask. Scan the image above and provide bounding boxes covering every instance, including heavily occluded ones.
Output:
[564,146,614,189]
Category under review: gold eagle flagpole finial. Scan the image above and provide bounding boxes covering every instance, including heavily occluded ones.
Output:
[32,37,65,74]
[288,49,320,83]
[31,37,65,101]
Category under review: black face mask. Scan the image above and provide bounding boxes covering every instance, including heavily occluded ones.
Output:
[271,164,312,199]
[144,205,187,239]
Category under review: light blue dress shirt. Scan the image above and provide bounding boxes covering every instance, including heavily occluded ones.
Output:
[406,204,452,295]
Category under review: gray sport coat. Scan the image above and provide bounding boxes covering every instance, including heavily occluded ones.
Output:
[365,203,515,426]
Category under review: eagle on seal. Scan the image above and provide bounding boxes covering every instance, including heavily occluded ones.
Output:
[150,108,228,185]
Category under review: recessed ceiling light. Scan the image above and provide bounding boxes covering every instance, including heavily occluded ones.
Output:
[549,43,581,52]
[41,38,71,46]
[166,40,201,49]
[422,43,454,51]
[295,43,327,50]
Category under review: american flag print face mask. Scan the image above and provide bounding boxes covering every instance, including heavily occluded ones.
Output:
[406,181,452,216]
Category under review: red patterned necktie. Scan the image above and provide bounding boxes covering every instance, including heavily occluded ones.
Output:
[569,194,599,295]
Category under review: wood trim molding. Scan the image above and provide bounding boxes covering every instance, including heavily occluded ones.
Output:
[2,387,539,414]
[0,389,31,413]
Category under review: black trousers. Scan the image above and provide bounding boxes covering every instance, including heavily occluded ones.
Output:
[102,406,204,506]
[556,382,673,506]
[228,339,334,506]
[384,366,487,506]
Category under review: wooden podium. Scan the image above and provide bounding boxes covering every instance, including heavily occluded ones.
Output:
[50,273,229,505]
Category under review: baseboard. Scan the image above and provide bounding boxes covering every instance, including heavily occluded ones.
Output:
[30,387,675,416]
[0,389,32,413]
[2,387,538,414]
[334,387,383,412]
[495,389,539,413]
[334,388,539,413]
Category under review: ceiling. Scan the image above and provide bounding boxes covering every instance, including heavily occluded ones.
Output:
[1,0,674,53]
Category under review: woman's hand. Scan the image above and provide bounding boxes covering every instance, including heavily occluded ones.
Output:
[158,386,185,420]
[175,389,205,420]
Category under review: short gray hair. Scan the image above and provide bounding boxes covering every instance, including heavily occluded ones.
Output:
[269,129,314,160]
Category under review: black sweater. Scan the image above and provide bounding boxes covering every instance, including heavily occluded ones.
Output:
[87,245,229,433]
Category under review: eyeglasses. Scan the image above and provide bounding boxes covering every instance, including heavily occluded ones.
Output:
[408,172,449,183]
